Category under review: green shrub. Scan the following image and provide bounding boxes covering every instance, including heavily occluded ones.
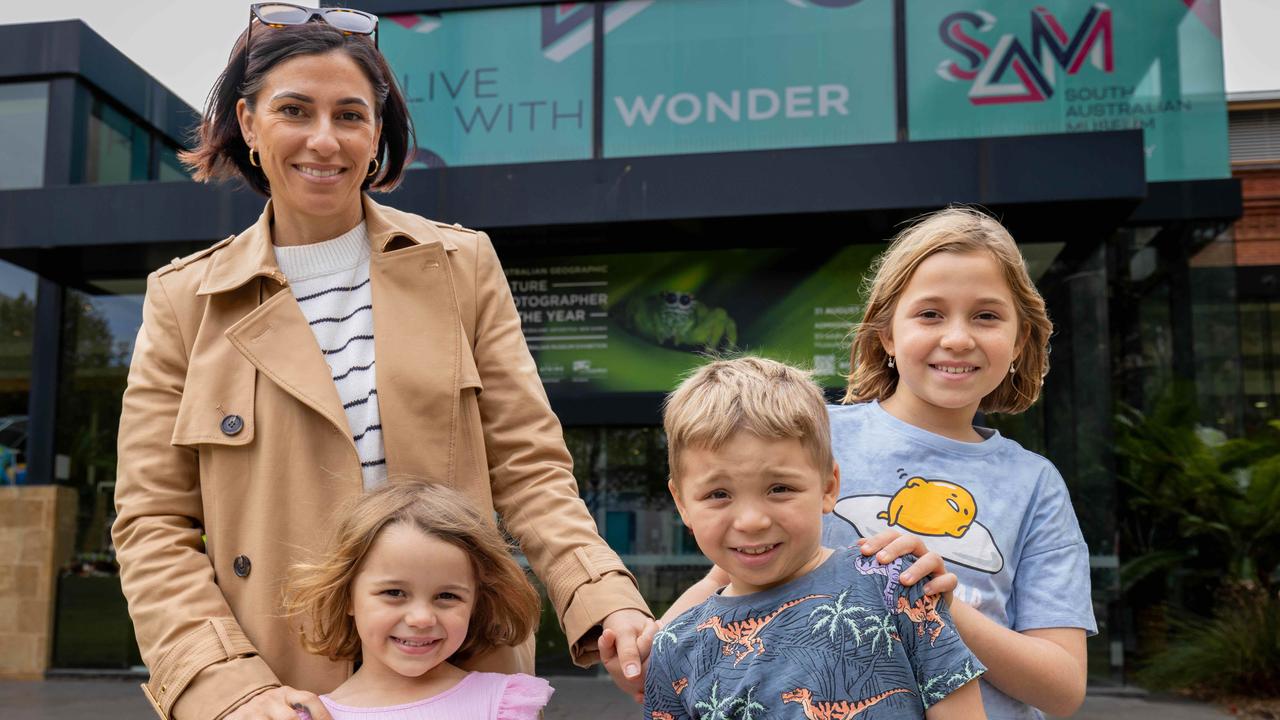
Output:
[1117,388,1280,698]
[1136,591,1280,697]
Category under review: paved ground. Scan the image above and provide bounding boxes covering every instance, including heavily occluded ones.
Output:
[0,676,1234,719]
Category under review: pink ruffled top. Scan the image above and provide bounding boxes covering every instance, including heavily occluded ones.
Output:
[319,672,553,720]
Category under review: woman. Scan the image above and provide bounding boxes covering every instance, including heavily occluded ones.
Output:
[112,7,652,719]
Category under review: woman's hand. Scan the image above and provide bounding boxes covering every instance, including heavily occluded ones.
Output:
[598,609,658,702]
[224,686,334,720]
[858,530,958,602]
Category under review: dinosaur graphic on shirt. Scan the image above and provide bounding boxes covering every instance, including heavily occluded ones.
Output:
[696,594,830,665]
[854,554,905,609]
[781,686,911,719]
[897,593,946,646]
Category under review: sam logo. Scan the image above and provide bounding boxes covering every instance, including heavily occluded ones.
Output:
[938,3,1113,105]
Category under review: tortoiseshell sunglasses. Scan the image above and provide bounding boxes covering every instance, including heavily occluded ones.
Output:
[246,3,379,64]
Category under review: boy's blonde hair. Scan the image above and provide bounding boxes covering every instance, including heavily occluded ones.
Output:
[845,206,1052,414]
[664,356,833,483]
[284,481,539,664]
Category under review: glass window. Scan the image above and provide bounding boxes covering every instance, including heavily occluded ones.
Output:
[83,99,149,185]
[0,82,49,190]
[533,426,705,675]
[1239,301,1278,430]
[156,142,190,182]
[0,261,37,484]
[51,280,145,669]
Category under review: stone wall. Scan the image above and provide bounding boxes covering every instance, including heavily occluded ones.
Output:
[0,485,78,679]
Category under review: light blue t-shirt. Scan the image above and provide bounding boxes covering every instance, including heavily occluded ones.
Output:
[823,401,1097,720]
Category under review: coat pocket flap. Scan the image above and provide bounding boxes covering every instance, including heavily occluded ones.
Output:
[172,338,256,447]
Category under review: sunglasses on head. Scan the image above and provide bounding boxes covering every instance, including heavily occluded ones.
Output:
[246,3,380,63]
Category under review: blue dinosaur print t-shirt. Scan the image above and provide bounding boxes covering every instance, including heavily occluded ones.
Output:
[644,547,984,719]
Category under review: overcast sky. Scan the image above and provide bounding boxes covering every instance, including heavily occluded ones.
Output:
[1,0,1277,111]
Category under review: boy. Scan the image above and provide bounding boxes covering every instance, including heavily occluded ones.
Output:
[645,357,986,719]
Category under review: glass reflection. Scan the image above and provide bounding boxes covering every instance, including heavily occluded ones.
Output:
[51,281,145,669]
[0,82,49,190]
[0,260,37,484]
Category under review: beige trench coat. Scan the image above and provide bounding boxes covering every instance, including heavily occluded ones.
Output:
[112,195,649,719]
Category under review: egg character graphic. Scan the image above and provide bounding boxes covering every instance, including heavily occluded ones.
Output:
[833,471,1004,574]
[876,477,977,538]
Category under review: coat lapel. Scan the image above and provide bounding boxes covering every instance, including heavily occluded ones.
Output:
[224,287,353,443]
[200,195,464,481]
[205,200,354,447]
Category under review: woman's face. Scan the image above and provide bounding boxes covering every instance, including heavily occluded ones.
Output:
[236,50,381,225]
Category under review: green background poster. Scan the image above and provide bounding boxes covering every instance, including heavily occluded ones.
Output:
[603,0,896,158]
[907,0,1229,181]
[382,6,593,167]
[503,246,884,395]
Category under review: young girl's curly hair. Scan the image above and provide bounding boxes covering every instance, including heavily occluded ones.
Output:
[845,206,1053,415]
[284,481,540,664]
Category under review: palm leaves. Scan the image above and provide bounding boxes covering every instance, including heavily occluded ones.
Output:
[809,590,900,657]
[922,660,983,705]
[863,612,900,657]
[693,680,739,720]
[654,619,683,653]
[691,681,766,720]
[809,590,871,644]
[737,686,766,720]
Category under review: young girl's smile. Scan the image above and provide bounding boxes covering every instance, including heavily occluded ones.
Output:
[348,523,475,693]
[881,250,1023,438]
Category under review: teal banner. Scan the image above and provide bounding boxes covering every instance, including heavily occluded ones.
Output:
[503,246,884,395]
[907,0,1229,181]
[603,0,896,158]
[382,6,593,167]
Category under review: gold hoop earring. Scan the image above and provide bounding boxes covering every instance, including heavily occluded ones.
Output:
[248,148,260,168]
[887,355,895,369]
[367,158,380,177]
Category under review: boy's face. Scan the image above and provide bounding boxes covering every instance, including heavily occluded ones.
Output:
[670,432,839,596]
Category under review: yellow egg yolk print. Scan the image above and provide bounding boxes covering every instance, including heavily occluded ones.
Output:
[876,477,977,538]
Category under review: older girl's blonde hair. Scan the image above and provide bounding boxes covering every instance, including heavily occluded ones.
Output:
[845,206,1052,415]
[284,481,540,664]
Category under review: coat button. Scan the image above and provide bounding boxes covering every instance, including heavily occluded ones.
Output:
[233,555,251,578]
[220,414,244,436]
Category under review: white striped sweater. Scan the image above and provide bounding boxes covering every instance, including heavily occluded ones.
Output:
[274,222,387,490]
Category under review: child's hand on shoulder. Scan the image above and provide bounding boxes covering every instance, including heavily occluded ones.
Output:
[858,531,958,605]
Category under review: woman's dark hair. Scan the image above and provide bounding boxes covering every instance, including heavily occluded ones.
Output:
[180,21,414,195]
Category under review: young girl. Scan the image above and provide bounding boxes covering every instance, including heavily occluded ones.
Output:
[658,207,1095,719]
[286,481,553,720]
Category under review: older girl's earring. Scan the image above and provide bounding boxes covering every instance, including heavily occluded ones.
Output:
[367,158,380,177]
[1009,363,1017,375]
[248,148,260,168]
[887,356,895,369]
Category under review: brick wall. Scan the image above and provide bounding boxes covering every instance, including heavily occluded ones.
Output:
[1235,167,1280,266]
[0,485,78,679]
